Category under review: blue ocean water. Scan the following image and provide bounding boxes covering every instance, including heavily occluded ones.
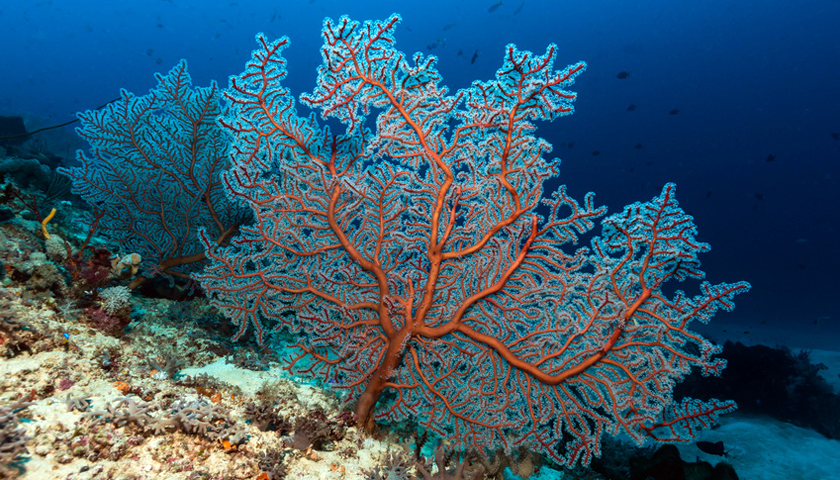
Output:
[0,0,838,341]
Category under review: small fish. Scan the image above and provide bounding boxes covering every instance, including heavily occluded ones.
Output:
[513,1,525,14]
[443,22,457,31]
[426,38,446,51]
[488,1,503,13]
[457,49,464,56]
[591,150,600,156]
[669,109,680,115]
[634,143,642,149]
[471,50,479,64]
[696,440,727,457]
[765,154,776,162]
[616,71,630,79]
[627,103,637,111]
[832,132,839,140]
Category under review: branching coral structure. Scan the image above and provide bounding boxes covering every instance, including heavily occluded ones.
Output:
[194,15,750,467]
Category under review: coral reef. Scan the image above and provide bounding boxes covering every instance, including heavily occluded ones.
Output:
[0,12,754,480]
[0,395,33,479]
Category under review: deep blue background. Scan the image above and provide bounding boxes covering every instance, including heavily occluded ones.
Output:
[1,0,838,343]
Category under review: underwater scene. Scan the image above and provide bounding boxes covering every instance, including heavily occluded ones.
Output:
[0,1,838,479]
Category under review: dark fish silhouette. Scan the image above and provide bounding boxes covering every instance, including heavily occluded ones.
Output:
[457,49,464,56]
[513,1,525,14]
[754,193,764,200]
[696,441,727,457]
[471,50,479,64]
[765,154,776,162]
[488,1,503,12]
[591,150,600,156]
[427,38,445,51]
[831,132,839,140]
[567,141,574,149]
[616,71,630,79]
[443,23,457,31]
[627,104,637,111]
[634,143,642,149]
[669,109,680,115]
